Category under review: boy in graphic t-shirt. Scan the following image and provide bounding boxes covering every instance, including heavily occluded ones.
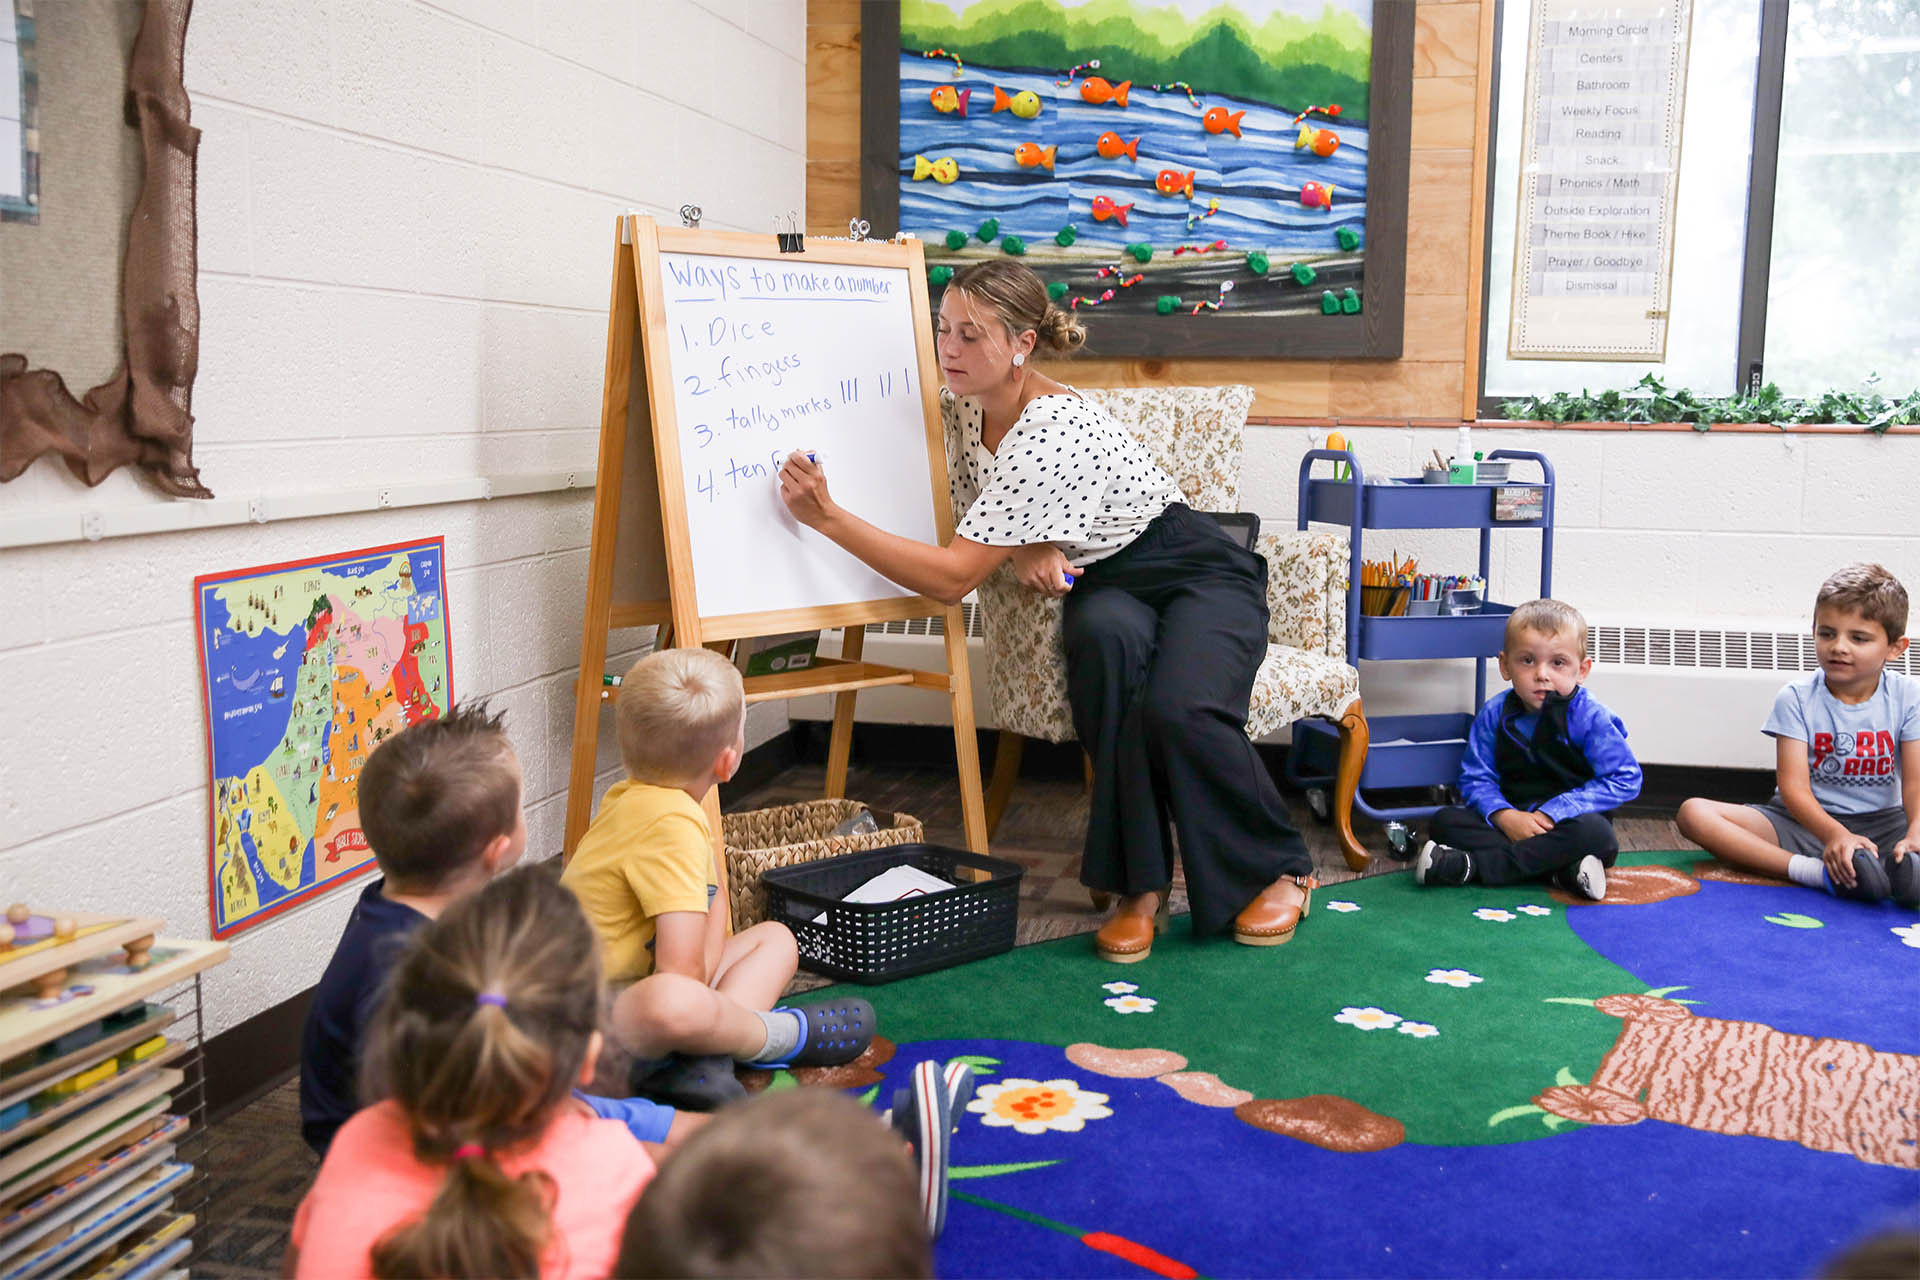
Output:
[1678,563,1920,906]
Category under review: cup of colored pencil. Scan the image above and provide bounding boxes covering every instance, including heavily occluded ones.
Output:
[1357,555,1415,617]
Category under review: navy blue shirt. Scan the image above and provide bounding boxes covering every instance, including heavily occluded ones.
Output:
[297,876,678,1156]
[299,877,426,1156]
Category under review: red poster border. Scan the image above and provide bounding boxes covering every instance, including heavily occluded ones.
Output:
[193,537,453,940]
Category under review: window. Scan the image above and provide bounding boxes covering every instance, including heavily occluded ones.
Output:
[1481,0,1920,405]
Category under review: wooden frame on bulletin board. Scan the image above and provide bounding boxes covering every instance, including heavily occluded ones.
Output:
[859,0,1412,359]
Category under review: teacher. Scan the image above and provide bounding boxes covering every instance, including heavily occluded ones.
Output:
[777,259,1315,963]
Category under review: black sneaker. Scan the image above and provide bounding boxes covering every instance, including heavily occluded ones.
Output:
[1824,849,1892,903]
[1414,841,1473,886]
[1881,849,1919,910]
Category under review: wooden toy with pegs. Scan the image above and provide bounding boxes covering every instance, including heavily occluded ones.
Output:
[0,907,167,1003]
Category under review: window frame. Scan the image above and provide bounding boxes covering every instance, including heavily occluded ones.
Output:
[1475,0,1795,416]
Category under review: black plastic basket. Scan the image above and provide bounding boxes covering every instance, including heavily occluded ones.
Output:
[759,843,1024,984]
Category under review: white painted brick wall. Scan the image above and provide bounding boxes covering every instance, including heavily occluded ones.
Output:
[0,0,803,1037]
[1240,425,1920,631]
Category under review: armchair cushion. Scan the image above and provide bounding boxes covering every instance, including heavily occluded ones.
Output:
[1257,529,1350,660]
[1077,384,1255,511]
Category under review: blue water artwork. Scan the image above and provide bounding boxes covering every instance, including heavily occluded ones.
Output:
[899,56,1368,257]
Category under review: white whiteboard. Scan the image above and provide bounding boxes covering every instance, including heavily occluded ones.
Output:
[655,251,938,620]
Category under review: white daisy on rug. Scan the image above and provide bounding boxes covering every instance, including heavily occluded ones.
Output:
[1892,924,1920,949]
[1101,980,1139,994]
[1517,904,1552,916]
[1325,900,1362,913]
[1397,1021,1440,1038]
[968,1078,1113,1134]
[1104,994,1157,1014]
[1473,908,1517,922]
[1335,1006,1402,1030]
[1425,968,1483,987]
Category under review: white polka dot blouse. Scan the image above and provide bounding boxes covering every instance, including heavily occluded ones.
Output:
[944,388,1184,569]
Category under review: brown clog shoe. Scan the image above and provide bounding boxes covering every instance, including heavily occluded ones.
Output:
[1233,874,1317,946]
[1094,890,1170,964]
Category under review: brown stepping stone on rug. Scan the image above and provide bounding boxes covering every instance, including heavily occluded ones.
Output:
[1235,1095,1404,1151]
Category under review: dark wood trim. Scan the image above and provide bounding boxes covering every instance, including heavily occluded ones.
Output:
[858,0,901,241]
[859,1,1412,359]
[205,987,310,1125]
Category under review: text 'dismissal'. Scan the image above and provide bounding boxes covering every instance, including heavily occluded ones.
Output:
[1508,1,1693,360]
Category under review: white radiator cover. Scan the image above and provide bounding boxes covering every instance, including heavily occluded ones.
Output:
[791,616,1909,772]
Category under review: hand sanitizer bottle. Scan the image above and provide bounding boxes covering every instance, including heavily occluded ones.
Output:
[1450,423,1476,484]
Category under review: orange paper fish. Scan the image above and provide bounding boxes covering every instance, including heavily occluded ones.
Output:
[1014,142,1057,171]
[1203,107,1245,137]
[1096,131,1140,161]
[1090,195,1132,227]
[1295,123,1340,156]
[1080,76,1131,108]
[929,85,972,116]
[1155,168,1195,199]
[1299,181,1335,209]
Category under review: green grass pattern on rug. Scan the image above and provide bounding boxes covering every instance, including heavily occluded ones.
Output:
[837,852,1713,1147]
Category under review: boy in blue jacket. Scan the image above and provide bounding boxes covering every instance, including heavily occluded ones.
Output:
[1416,599,1642,900]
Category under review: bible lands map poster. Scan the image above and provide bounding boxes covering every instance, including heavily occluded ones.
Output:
[194,539,453,938]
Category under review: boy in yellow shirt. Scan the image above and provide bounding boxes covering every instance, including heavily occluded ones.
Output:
[562,648,874,1109]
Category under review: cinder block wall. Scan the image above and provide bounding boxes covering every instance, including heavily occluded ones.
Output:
[0,0,805,1037]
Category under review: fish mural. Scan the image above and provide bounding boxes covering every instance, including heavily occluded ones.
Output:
[1079,76,1131,108]
[1095,132,1140,162]
[930,85,971,116]
[1014,142,1057,171]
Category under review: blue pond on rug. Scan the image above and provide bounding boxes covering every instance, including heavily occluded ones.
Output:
[774,853,1920,1278]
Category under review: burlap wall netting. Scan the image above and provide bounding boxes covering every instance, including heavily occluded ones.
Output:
[0,0,207,497]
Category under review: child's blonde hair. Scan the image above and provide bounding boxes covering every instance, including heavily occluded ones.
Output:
[617,648,746,785]
[361,867,602,1280]
[1815,563,1909,643]
[1504,599,1590,660]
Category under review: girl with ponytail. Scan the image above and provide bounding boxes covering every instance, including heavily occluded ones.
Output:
[288,867,655,1279]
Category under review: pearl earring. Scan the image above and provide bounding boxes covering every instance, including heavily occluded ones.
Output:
[1012,352,1026,367]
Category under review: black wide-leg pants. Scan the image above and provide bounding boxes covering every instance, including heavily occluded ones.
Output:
[1061,503,1312,936]
[1427,804,1619,885]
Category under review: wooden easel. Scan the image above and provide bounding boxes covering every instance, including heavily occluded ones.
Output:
[562,214,988,866]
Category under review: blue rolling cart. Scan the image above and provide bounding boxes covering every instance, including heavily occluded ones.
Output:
[1286,448,1555,855]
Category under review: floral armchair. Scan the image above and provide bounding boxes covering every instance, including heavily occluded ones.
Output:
[948,384,1373,872]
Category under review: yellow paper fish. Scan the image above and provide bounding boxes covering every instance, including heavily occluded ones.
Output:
[912,154,960,184]
[993,86,1043,119]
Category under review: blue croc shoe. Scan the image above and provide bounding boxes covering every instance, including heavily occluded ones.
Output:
[772,997,876,1069]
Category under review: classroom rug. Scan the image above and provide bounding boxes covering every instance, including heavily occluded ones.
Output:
[757,852,1920,1279]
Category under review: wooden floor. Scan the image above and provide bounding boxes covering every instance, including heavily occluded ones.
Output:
[730,760,1695,947]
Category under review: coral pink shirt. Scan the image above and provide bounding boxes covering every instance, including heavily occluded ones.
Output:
[291,1101,655,1280]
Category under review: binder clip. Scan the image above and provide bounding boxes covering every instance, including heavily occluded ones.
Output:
[776,211,804,254]
[848,218,871,242]
[678,204,702,229]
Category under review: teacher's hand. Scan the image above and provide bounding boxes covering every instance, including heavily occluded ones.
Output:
[777,451,835,529]
[1011,543,1080,598]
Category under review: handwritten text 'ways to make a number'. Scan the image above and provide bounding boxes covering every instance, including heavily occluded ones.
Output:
[662,259,898,303]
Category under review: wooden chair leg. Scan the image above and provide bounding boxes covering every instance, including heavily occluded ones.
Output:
[1082,750,1094,792]
[983,730,1024,839]
[1333,696,1372,872]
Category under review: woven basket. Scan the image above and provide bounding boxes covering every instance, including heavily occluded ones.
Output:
[722,798,924,933]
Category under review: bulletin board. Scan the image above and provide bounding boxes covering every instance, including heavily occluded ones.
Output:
[861,0,1413,358]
